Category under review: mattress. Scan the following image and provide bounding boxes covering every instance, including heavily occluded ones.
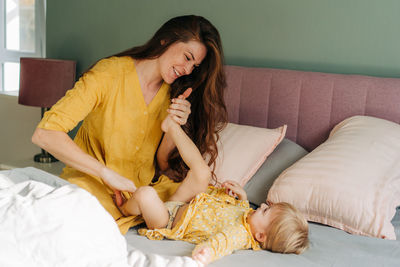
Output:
[125,207,400,267]
[3,167,399,266]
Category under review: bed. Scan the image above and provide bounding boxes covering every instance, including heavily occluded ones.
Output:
[1,65,400,266]
[126,65,400,266]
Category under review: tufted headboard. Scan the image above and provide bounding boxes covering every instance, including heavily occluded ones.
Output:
[224,65,400,151]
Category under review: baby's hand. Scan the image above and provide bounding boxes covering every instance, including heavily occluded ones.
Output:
[192,246,213,266]
[222,180,247,200]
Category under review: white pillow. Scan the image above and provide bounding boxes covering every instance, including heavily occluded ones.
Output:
[212,123,286,186]
[268,116,400,240]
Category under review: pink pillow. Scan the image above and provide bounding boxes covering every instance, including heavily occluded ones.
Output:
[212,123,286,186]
[268,116,400,240]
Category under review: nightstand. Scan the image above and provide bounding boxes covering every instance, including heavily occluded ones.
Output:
[0,157,65,176]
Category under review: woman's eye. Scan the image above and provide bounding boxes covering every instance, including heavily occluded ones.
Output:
[185,55,190,61]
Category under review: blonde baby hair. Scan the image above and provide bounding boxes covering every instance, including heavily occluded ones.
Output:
[261,202,309,254]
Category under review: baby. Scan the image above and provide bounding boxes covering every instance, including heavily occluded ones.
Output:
[117,114,309,265]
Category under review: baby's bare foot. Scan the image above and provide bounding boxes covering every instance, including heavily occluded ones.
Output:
[161,115,175,132]
[112,190,125,206]
[112,194,129,216]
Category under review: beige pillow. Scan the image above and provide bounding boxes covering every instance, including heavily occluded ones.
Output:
[268,116,400,240]
[212,123,286,186]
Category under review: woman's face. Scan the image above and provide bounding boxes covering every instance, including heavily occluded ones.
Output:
[158,40,207,84]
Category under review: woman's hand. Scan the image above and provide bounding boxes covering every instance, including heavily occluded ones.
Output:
[167,88,192,125]
[222,180,247,200]
[192,246,213,266]
[100,167,136,206]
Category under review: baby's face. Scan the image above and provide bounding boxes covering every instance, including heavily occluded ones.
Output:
[248,203,275,236]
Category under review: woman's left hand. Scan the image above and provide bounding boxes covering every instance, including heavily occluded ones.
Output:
[167,88,192,125]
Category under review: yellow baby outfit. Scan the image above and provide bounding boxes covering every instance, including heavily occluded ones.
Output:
[139,187,261,261]
[37,56,180,234]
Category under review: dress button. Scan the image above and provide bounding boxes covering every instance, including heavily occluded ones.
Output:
[136,146,139,150]
[141,130,144,134]
[144,111,148,115]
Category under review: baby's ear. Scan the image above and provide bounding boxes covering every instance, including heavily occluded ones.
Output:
[255,232,266,243]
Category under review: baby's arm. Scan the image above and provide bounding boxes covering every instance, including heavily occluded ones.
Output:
[192,227,249,265]
[162,115,211,203]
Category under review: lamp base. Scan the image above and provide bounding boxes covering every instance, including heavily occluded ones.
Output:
[34,152,59,163]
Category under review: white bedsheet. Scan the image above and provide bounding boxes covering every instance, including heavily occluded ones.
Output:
[0,167,198,267]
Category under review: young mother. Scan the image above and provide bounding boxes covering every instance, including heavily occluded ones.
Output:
[32,15,227,234]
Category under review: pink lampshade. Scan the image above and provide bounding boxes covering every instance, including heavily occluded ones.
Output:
[19,57,76,108]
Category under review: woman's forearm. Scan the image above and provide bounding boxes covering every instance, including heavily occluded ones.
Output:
[32,128,106,178]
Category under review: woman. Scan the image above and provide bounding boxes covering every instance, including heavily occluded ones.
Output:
[32,15,227,234]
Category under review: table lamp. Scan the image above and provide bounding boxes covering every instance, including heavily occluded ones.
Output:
[18,57,76,163]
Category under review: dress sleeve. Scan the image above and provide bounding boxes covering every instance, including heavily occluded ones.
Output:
[37,58,115,132]
[193,226,250,262]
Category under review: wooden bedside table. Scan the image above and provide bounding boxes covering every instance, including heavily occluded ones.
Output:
[0,157,65,176]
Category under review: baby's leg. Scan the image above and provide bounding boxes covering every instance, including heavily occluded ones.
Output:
[121,186,169,229]
[161,117,211,203]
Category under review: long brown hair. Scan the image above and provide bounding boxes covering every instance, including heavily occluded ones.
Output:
[115,15,227,182]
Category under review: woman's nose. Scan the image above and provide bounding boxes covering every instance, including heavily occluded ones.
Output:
[184,63,194,75]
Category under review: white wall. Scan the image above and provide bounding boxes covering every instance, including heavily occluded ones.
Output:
[0,93,41,165]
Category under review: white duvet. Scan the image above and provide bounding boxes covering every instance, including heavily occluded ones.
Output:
[0,167,198,267]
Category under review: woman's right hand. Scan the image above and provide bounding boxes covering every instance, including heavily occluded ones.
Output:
[100,167,137,206]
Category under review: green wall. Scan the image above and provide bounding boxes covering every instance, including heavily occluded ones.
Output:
[47,0,400,78]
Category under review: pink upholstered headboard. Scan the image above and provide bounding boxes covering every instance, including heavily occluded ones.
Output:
[224,65,400,151]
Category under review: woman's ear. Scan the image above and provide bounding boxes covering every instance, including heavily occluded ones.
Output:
[255,232,266,243]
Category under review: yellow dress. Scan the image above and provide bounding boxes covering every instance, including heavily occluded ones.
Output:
[37,56,181,234]
[139,187,261,261]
